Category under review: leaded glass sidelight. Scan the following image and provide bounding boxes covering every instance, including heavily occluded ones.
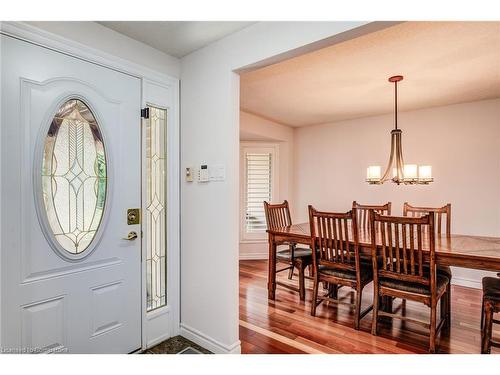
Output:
[41,99,107,255]
[145,106,167,311]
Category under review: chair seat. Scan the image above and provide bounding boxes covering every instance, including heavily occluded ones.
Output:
[318,264,373,284]
[380,274,449,296]
[482,277,500,302]
[424,264,452,278]
[276,247,312,260]
[437,265,452,278]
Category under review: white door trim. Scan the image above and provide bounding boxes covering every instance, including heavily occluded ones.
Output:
[0,21,180,351]
[0,21,177,83]
[141,78,181,348]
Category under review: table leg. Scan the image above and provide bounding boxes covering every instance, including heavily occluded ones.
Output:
[268,235,277,300]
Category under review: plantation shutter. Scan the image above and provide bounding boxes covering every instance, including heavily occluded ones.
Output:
[245,152,272,233]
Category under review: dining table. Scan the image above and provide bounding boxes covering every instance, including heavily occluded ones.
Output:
[267,222,500,300]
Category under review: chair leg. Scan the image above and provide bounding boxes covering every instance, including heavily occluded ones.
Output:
[354,287,362,330]
[481,298,485,349]
[401,298,407,330]
[311,277,319,316]
[481,298,485,334]
[446,283,452,327]
[385,296,393,313]
[298,263,305,301]
[481,300,493,354]
[440,292,446,322]
[429,301,437,353]
[372,287,379,335]
[329,284,338,300]
[441,283,451,329]
[308,264,314,277]
[288,266,294,280]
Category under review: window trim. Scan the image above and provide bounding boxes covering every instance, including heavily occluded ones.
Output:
[141,78,180,349]
[240,142,280,243]
[144,104,168,312]
[34,94,112,262]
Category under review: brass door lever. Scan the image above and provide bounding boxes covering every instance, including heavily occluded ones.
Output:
[122,231,138,241]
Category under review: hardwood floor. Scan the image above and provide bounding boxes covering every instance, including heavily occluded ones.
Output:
[239,259,500,354]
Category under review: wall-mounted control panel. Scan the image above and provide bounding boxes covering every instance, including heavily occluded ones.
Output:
[198,164,209,182]
[185,164,226,183]
[208,164,225,182]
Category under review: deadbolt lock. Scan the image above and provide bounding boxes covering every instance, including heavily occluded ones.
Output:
[127,208,141,225]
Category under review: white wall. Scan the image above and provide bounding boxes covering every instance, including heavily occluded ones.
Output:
[180,21,375,353]
[25,22,180,78]
[239,111,295,259]
[293,98,500,287]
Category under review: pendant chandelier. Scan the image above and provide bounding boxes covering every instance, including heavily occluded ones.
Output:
[366,75,433,185]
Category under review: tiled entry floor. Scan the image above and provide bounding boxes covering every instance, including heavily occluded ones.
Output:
[143,335,211,354]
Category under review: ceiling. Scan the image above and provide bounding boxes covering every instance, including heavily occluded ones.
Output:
[98,21,255,58]
[240,22,500,127]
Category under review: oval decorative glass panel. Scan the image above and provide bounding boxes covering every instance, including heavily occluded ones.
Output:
[41,99,107,255]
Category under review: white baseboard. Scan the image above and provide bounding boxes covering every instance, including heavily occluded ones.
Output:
[180,323,241,354]
[451,276,482,290]
[239,252,267,260]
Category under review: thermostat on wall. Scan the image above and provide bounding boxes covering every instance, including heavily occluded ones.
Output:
[198,164,209,182]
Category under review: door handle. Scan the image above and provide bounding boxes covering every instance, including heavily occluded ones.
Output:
[122,231,138,241]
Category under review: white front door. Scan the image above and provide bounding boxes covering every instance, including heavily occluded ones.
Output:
[1,35,142,353]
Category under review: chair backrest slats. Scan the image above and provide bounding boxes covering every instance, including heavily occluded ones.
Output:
[409,224,415,275]
[417,223,424,277]
[264,200,292,231]
[352,201,391,231]
[381,221,388,271]
[401,223,408,274]
[403,202,451,237]
[370,211,435,287]
[309,206,360,276]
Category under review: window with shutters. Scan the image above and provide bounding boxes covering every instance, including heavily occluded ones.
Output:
[240,143,279,242]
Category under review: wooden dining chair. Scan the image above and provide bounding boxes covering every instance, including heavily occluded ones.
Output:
[352,201,391,267]
[308,206,373,330]
[352,201,391,232]
[369,211,450,353]
[403,202,451,236]
[264,200,312,300]
[403,202,452,327]
[481,273,500,353]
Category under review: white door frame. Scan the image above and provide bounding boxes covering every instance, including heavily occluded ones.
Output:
[0,21,180,351]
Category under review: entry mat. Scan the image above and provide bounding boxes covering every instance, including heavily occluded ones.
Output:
[177,346,203,354]
[143,335,211,354]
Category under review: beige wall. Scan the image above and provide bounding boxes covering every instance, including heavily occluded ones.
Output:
[293,98,500,287]
[240,111,295,259]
